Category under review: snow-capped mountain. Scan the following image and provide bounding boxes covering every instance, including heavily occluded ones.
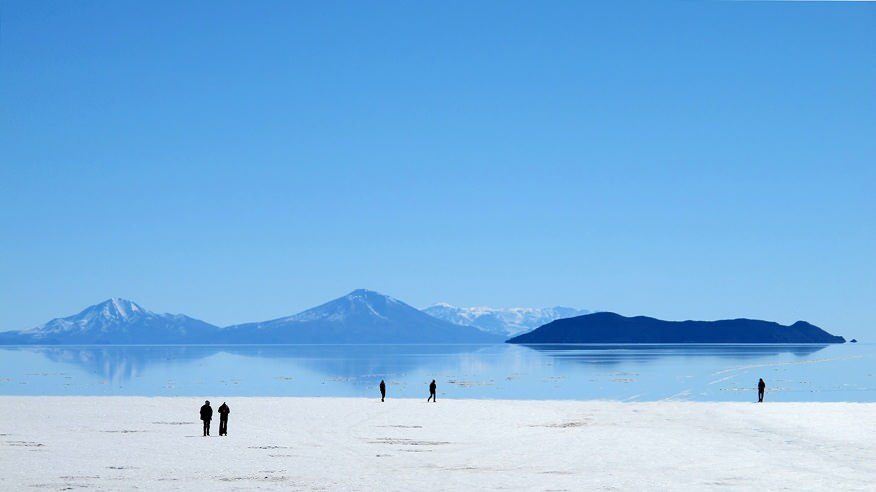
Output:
[423,303,590,337]
[5,298,221,344]
[224,289,501,343]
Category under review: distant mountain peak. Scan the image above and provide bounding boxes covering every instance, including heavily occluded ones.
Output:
[224,289,501,344]
[289,289,404,323]
[344,289,399,303]
[423,303,591,337]
[12,298,219,344]
[100,298,144,318]
[344,289,402,304]
[347,288,380,296]
[67,298,149,326]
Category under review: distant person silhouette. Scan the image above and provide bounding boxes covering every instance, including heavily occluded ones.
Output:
[427,379,437,402]
[218,402,230,436]
[379,380,386,402]
[200,400,213,436]
[758,378,766,403]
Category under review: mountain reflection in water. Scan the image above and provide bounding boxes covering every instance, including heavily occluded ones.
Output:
[0,343,871,402]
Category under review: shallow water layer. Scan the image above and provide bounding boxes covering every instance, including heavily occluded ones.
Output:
[0,343,873,401]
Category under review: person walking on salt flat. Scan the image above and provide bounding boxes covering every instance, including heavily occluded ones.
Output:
[217,402,230,436]
[427,379,437,402]
[758,378,766,403]
[379,380,386,402]
[200,400,213,436]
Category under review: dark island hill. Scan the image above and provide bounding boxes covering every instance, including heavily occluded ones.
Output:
[506,312,845,344]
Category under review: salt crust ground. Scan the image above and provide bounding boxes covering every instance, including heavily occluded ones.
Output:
[0,397,873,491]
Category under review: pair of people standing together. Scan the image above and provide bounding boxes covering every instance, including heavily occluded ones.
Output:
[378,379,437,402]
[199,400,230,436]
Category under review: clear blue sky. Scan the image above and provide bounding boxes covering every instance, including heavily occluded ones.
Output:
[1,1,874,338]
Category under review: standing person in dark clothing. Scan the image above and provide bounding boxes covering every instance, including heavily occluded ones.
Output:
[379,380,386,402]
[758,378,766,403]
[200,400,213,436]
[427,379,437,402]
[217,402,230,436]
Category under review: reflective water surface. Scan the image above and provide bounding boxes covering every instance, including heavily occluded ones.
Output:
[0,343,873,401]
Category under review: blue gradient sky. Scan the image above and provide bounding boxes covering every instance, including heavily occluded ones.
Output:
[1,1,874,338]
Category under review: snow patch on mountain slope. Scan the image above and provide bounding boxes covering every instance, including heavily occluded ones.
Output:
[423,304,590,337]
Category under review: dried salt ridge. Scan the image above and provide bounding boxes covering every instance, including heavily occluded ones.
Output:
[0,397,873,491]
[507,312,846,344]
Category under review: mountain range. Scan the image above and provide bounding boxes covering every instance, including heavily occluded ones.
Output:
[0,292,844,345]
[0,290,502,345]
[0,298,219,344]
[222,289,500,343]
[422,304,589,337]
[506,312,845,344]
